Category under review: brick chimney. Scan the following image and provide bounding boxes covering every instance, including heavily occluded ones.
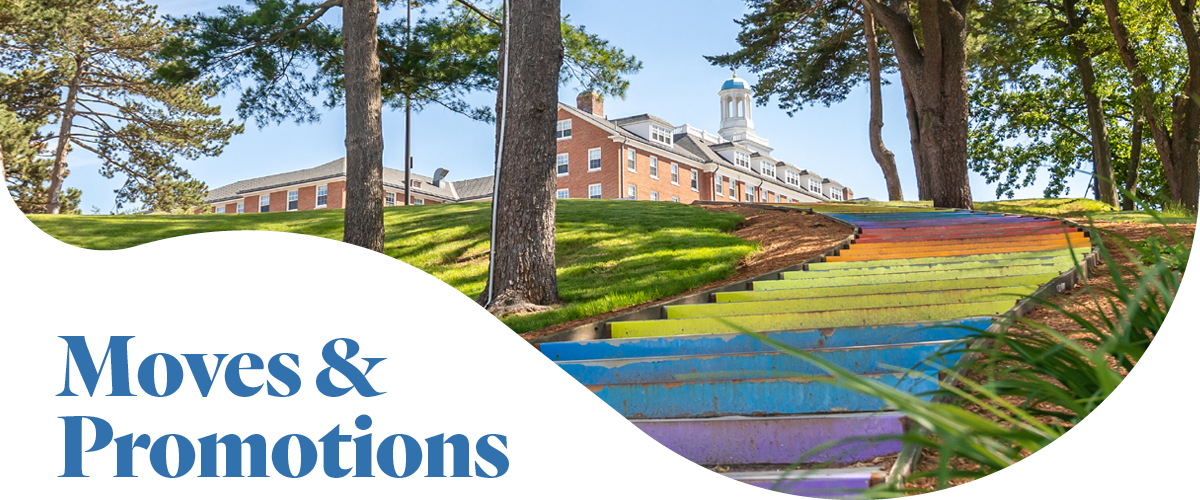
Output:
[577,91,603,117]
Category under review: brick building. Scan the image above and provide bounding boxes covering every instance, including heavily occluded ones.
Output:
[555,75,853,204]
[205,157,493,214]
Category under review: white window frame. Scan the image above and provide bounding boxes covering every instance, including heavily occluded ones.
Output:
[627,149,637,173]
[649,157,659,179]
[810,179,822,193]
[786,171,799,186]
[690,169,699,191]
[287,190,299,211]
[627,184,637,200]
[735,151,750,169]
[588,148,602,171]
[414,198,425,205]
[715,176,724,197]
[650,124,673,145]
[259,194,270,213]
[670,163,679,185]
[557,153,570,177]
[316,185,328,207]
[556,119,572,140]
[236,202,244,214]
[385,192,396,207]
[216,206,225,214]
[588,183,602,199]
[671,196,680,203]
[556,188,569,199]
[830,188,844,201]
[745,185,755,202]
[651,191,659,201]
[729,180,736,198]
[761,161,776,178]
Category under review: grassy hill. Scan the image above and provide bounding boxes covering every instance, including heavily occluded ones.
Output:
[28,200,757,333]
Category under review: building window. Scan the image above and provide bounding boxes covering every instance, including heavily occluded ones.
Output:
[761,189,768,202]
[735,151,750,169]
[774,193,780,203]
[810,179,822,193]
[588,183,602,199]
[690,170,699,191]
[651,191,659,201]
[671,196,680,203]
[316,185,328,207]
[287,190,299,211]
[830,188,844,201]
[715,176,724,197]
[650,124,673,145]
[786,170,799,186]
[385,192,396,206]
[729,181,736,198]
[627,149,636,172]
[237,202,244,214]
[556,119,572,140]
[556,188,569,199]
[588,148,602,171]
[670,163,679,185]
[746,185,755,202]
[216,206,225,214]
[557,153,569,176]
[649,157,658,178]
[414,198,424,205]
[259,194,270,213]
[761,161,776,178]
[627,184,637,200]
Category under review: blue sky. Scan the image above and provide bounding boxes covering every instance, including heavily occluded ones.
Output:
[65,0,1092,212]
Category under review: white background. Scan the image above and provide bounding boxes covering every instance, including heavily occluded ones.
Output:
[0,191,1194,499]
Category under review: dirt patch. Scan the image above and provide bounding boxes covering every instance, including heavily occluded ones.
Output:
[519,205,855,342]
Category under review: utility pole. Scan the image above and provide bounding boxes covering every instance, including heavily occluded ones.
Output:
[403,0,413,205]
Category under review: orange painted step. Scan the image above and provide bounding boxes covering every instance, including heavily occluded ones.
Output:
[827,242,1089,262]
[846,233,1090,254]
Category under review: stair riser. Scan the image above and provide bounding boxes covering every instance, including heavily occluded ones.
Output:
[669,286,1034,318]
[797,256,1075,277]
[756,267,1056,290]
[826,243,1089,262]
[539,320,989,361]
[808,250,1087,270]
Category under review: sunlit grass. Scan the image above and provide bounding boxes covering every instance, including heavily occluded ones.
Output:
[28,199,757,333]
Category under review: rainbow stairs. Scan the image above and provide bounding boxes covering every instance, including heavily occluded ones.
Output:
[539,206,1090,498]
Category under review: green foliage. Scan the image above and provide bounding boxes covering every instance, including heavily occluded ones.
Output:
[164,0,640,126]
[731,213,1184,495]
[28,200,755,333]
[1,0,243,212]
[706,0,894,113]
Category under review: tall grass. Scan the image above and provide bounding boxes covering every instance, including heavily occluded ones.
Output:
[731,213,1188,497]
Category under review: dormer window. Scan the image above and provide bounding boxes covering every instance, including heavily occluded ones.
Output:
[761,161,776,178]
[809,179,822,193]
[785,170,799,186]
[734,151,750,169]
[650,124,673,145]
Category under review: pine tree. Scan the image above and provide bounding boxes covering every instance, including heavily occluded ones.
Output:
[1,0,242,214]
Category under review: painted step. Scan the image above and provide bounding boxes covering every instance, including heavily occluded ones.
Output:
[855,225,1075,243]
[715,274,1059,303]
[855,220,1065,237]
[558,341,957,385]
[754,265,1059,290]
[826,243,1090,262]
[794,255,1077,277]
[635,413,905,465]
[610,300,1015,338]
[667,286,1034,318]
[588,372,938,418]
[807,249,1088,270]
[851,216,1031,228]
[844,232,1090,254]
[540,319,990,361]
[725,468,885,499]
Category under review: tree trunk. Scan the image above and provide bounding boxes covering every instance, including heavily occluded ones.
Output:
[1065,0,1117,207]
[863,10,903,201]
[1102,0,1200,212]
[1124,104,1143,210]
[342,0,386,251]
[901,73,929,200]
[46,55,84,215]
[477,0,562,314]
[863,0,972,209]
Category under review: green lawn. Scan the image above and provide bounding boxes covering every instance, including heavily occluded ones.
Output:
[28,199,757,333]
[830,198,1196,224]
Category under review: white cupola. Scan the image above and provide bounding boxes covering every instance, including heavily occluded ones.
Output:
[717,71,771,154]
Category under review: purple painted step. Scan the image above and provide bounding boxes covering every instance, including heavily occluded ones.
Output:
[634,413,904,465]
[724,468,885,499]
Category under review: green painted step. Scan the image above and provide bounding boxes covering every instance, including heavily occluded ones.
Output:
[793,255,1079,278]
[754,264,1062,290]
[714,274,1060,303]
[807,249,1089,271]
[611,300,1016,338]
[665,286,1036,319]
